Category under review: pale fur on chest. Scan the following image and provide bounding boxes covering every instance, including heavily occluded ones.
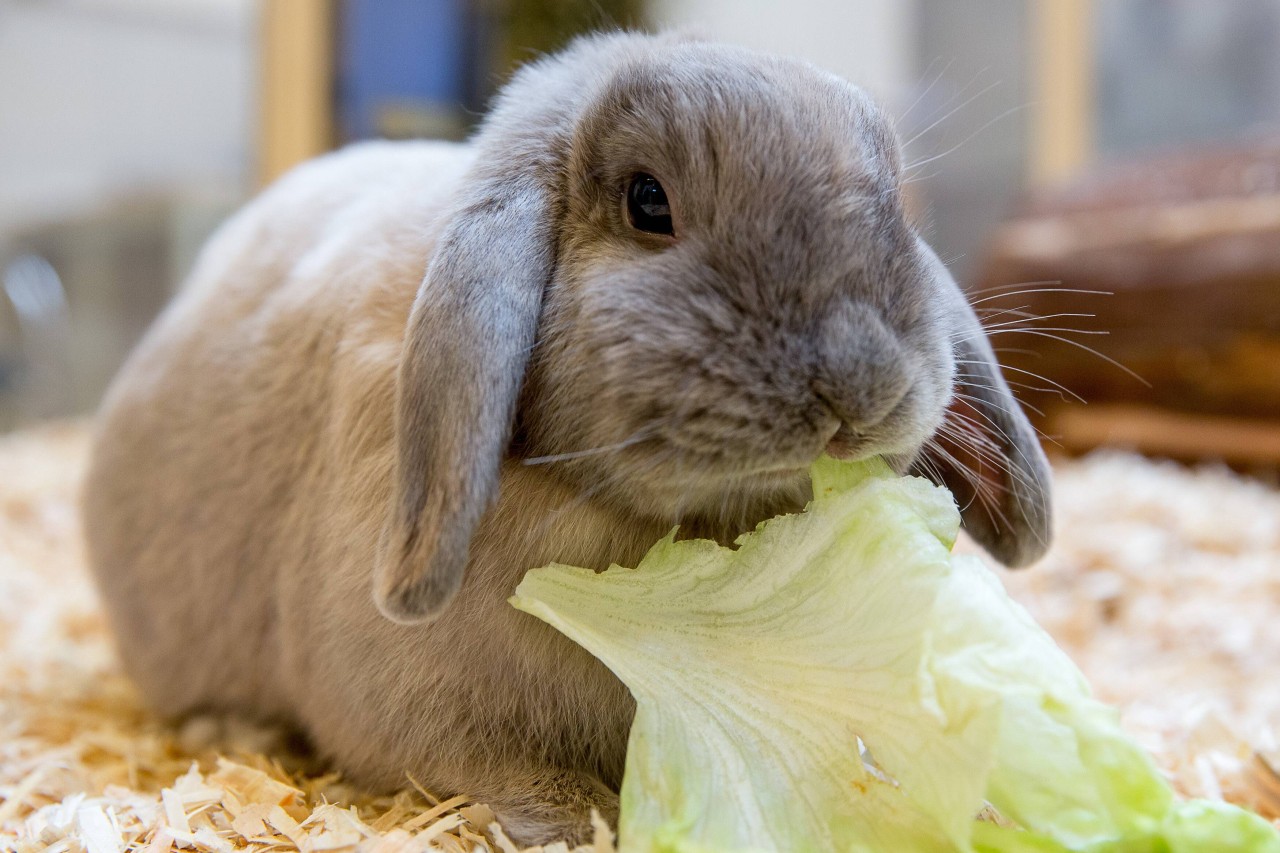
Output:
[279,385,658,793]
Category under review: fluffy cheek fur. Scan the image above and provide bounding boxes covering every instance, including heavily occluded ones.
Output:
[520,251,955,527]
[518,267,807,524]
[883,304,957,460]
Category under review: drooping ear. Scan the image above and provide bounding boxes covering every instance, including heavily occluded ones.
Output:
[912,242,1053,568]
[373,170,556,624]
[369,34,660,623]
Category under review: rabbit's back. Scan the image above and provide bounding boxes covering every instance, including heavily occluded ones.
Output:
[83,140,475,719]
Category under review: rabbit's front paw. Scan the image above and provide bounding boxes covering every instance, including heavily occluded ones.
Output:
[489,768,618,848]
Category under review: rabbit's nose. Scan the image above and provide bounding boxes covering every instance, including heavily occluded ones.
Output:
[811,303,912,436]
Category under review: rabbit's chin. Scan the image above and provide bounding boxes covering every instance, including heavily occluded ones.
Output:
[651,478,813,541]
[597,454,813,535]
[636,434,938,528]
[558,427,933,537]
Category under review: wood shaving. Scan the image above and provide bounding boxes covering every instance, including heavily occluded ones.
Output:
[983,451,1280,827]
[1,424,1277,850]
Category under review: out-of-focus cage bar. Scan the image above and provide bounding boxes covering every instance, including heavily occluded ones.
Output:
[259,0,335,187]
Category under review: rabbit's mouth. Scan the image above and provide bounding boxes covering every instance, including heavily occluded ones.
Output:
[636,419,925,491]
[824,424,876,461]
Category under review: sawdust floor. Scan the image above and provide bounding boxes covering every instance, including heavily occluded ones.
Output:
[2,424,1279,851]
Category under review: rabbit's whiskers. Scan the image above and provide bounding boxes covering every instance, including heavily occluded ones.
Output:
[521,431,657,466]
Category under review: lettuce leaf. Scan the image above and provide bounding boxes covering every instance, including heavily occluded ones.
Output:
[510,457,1280,852]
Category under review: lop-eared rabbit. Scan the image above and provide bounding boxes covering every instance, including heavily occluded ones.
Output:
[84,32,1050,845]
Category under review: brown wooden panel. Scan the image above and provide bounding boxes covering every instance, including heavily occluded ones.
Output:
[977,137,1280,431]
[1046,403,1280,467]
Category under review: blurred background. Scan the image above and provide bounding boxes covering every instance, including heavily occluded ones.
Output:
[1,0,1277,471]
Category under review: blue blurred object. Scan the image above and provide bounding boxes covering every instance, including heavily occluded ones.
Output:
[337,0,481,141]
[1,253,74,425]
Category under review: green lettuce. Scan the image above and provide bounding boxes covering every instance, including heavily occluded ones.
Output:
[510,457,1279,852]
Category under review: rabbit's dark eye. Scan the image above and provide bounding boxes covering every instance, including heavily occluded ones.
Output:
[626,173,674,236]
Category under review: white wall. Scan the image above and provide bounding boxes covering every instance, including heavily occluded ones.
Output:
[647,0,918,108]
[0,0,256,236]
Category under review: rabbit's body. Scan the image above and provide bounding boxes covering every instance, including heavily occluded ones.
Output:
[86,141,641,835]
[86,33,1052,845]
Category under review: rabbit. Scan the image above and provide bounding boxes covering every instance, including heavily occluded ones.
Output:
[82,31,1051,846]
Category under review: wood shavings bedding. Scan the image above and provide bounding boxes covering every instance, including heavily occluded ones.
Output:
[990,453,1280,823]
[1,424,1277,850]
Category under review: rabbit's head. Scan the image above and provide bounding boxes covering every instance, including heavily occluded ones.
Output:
[375,33,1051,624]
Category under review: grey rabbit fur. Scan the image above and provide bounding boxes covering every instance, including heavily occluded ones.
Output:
[83,31,1051,845]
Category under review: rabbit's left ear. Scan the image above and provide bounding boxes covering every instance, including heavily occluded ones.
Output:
[373,168,556,624]
[912,240,1053,568]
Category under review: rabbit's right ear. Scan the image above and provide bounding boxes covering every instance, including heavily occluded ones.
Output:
[373,166,556,625]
